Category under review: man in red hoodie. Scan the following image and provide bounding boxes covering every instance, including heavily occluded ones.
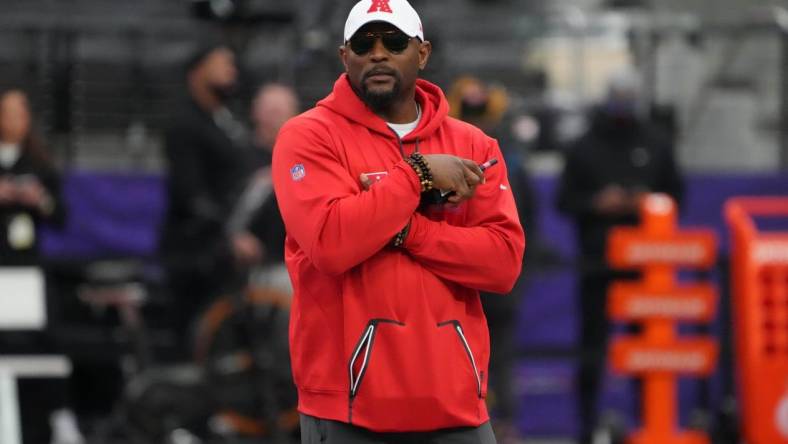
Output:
[272,1,525,442]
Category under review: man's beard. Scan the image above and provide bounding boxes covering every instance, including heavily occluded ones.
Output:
[358,71,401,113]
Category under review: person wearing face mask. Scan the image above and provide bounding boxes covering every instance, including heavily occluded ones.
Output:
[448,76,537,443]
[159,40,255,360]
[556,69,684,444]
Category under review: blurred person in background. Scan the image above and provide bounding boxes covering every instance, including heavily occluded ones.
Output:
[193,82,301,441]
[236,83,299,274]
[0,89,80,444]
[251,83,300,159]
[159,41,257,360]
[0,89,65,264]
[159,80,299,442]
[448,76,535,444]
[556,69,683,444]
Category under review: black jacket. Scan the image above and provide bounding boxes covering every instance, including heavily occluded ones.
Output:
[160,99,250,275]
[244,149,286,265]
[556,110,683,269]
[0,149,65,265]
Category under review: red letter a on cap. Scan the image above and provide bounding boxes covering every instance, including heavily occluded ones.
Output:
[368,0,393,13]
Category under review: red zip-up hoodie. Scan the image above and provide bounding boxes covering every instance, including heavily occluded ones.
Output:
[272,74,525,432]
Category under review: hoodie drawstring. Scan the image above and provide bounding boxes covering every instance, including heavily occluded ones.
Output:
[390,127,421,160]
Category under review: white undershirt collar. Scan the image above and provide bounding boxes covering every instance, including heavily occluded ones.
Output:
[386,104,421,139]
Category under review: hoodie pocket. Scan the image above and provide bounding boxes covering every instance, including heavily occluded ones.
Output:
[437,320,482,398]
[348,319,404,404]
[346,318,484,430]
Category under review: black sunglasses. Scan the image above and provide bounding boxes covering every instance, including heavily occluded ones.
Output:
[347,30,413,55]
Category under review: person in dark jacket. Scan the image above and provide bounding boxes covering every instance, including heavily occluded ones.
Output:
[556,70,683,444]
[159,42,257,359]
[0,90,65,265]
[238,83,299,268]
[448,75,535,443]
[0,89,80,444]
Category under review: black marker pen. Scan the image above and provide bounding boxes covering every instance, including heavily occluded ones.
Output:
[438,158,500,198]
[479,158,498,172]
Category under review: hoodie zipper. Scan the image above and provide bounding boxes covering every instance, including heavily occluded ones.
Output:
[387,126,421,159]
[388,126,407,159]
[348,318,405,423]
[437,320,482,398]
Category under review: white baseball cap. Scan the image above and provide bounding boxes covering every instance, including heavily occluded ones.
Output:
[343,0,424,42]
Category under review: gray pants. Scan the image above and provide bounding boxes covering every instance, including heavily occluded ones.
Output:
[300,414,497,444]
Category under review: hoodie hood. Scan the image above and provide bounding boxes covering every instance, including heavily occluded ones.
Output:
[317,74,448,141]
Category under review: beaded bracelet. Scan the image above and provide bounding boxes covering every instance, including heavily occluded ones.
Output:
[392,220,411,247]
[406,152,433,192]
[405,157,427,192]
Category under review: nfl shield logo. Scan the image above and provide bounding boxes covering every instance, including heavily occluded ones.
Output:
[291,164,306,181]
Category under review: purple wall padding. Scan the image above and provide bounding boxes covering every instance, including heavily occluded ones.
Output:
[41,171,165,259]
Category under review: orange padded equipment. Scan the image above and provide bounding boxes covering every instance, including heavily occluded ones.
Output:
[607,194,718,444]
[726,197,788,444]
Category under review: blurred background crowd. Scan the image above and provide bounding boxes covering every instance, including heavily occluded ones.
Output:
[0,0,787,443]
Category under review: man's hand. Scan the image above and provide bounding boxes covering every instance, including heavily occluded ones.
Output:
[422,154,484,204]
[0,179,15,203]
[359,173,373,191]
[232,231,264,266]
[15,178,47,208]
